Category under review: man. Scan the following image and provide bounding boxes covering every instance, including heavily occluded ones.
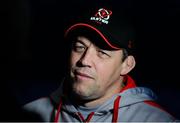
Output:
[23,4,177,122]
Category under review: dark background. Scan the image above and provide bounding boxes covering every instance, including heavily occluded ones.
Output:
[1,0,180,121]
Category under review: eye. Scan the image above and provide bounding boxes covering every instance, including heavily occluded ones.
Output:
[98,50,111,58]
[73,42,86,53]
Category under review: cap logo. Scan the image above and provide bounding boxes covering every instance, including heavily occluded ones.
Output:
[90,8,112,24]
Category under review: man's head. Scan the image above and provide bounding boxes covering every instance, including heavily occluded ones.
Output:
[64,5,136,103]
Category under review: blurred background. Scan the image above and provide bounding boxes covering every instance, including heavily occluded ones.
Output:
[1,0,180,121]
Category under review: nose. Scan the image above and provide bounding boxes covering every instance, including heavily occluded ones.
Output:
[77,49,94,67]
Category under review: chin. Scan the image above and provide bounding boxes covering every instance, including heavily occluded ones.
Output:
[72,85,100,100]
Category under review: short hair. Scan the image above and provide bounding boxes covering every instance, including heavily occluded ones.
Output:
[122,48,129,62]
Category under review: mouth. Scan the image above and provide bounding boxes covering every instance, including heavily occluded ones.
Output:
[74,71,94,80]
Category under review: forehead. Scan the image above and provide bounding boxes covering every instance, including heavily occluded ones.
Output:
[74,36,113,52]
[76,36,93,46]
[74,36,123,56]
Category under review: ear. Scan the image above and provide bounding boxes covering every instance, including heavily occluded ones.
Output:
[120,55,136,75]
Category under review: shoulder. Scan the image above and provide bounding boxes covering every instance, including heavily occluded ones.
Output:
[125,100,176,121]
[22,97,54,121]
[23,97,52,110]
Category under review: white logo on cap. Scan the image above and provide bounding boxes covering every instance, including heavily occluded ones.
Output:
[90,8,112,24]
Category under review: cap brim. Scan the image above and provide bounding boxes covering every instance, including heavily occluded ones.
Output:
[65,23,121,50]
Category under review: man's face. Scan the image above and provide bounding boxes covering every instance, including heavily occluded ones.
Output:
[69,36,125,100]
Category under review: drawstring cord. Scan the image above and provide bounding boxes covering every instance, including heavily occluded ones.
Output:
[54,96,121,123]
[77,112,95,123]
[54,99,62,122]
[112,96,121,123]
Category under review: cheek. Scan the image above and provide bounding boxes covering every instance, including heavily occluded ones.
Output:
[96,61,122,83]
[96,63,112,80]
[70,53,79,66]
[69,53,79,77]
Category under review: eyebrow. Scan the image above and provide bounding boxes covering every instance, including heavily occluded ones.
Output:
[75,40,86,45]
[76,36,91,47]
[71,37,84,46]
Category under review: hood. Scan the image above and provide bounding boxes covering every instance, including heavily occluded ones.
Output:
[50,76,157,115]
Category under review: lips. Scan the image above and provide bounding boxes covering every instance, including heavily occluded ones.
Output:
[75,71,94,79]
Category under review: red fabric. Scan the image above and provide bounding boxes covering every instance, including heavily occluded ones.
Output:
[112,96,121,123]
[54,99,62,122]
[144,100,175,118]
[77,112,95,122]
[144,100,162,109]
[86,112,95,122]
[120,75,136,93]
[77,112,85,122]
